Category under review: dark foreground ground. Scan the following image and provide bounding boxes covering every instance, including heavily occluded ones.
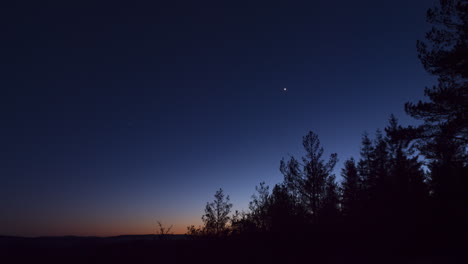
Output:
[0,231,465,264]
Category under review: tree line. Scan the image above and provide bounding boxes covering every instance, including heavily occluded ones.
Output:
[187,0,467,244]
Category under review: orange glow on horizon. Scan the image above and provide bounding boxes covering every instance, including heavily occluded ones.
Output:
[2,217,203,237]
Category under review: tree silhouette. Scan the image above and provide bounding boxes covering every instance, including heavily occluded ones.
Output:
[407,0,467,161]
[247,182,271,232]
[405,0,468,228]
[266,184,302,233]
[320,174,340,223]
[372,129,400,223]
[341,158,360,219]
[351,126,430,229]
[280,131,338,225]
[378,116,429,233]
[416,0,468,80]
[356,133,376,210]
[202,188,233,236]
[385,115,428,210]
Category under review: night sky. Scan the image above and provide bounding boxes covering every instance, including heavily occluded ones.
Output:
[2,0,435,236]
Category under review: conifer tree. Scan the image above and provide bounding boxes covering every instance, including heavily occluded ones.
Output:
[341,158,360,218]
[280,131,338,224]
[202,188,233,236]
[405,0,467,223]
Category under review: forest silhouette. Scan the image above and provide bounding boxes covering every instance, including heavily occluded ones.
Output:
[2,0,467,263]
[185,0,467,260]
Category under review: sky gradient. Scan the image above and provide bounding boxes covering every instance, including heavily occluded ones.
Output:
[2,0,436,236]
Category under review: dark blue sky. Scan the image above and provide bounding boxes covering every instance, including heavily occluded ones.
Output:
[2,0,435,235]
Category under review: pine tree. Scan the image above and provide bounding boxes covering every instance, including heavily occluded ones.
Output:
[357,133,375,204]
[301,132,338,223]
[279,131,338,224]
[385,115,428,225]
[320,174,340,223]
[202,188,233,236]
[406,0,467,160]
[405,0,468,225]
[341,158,360,218]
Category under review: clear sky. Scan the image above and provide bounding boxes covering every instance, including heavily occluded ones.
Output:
[2,0,436,236]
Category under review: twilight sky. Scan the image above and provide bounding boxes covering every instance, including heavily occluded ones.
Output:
[2,0,435,236]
